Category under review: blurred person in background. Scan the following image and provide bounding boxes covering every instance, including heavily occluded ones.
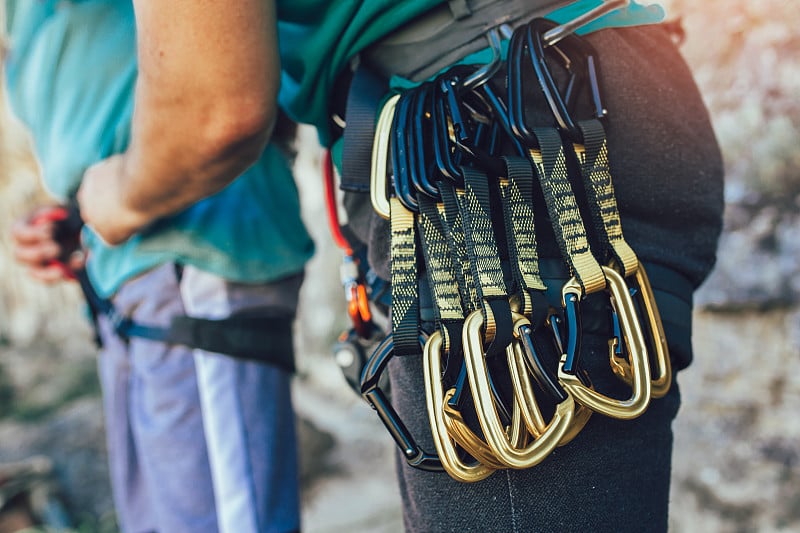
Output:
[4,1,312,532]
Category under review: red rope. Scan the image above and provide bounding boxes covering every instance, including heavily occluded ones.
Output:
[322,149,352,254]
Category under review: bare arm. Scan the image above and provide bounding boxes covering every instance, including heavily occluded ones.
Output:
[78,0,280,244]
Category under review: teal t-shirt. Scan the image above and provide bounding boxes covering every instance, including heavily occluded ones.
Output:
[278,0,665,144]
[4,0,314,297]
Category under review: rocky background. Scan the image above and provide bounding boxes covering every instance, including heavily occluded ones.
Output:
[0,1,798,532]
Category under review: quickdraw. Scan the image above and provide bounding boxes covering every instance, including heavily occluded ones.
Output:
[354,2,673,482]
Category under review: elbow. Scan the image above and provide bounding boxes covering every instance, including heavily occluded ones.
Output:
[200,97,277,169]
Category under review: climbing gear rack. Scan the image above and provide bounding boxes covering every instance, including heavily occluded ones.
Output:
[356,8,675,481]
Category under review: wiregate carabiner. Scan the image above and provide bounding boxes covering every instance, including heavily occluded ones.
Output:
[526,17,606,142]
[361,333,443,472]
[546,307,595,446]
[440,359,526,469]
[557,266,653,420]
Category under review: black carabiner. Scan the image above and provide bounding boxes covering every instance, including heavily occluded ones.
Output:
[360,334,444,472]
[516,323,569,403]
[391,90,420,212]
[409,82,442,200]
[526,17,606,141]
[477,82,527,158]
[432,74,465,185]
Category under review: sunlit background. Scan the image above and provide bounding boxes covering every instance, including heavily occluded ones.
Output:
[1,1,798,531]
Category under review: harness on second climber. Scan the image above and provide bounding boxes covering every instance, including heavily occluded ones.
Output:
[341,1,676,482]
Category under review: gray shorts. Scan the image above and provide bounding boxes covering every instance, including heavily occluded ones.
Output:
[97,263,302,533]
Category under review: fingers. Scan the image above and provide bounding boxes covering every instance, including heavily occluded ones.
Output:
[11,215,57,246]
[27,263,74,284]
[10,208,81,283]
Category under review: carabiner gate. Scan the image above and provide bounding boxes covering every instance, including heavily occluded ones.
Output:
[557,266,652,420]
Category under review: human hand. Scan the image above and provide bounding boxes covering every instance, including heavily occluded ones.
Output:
[77,154,151,246]
[11,206,85,283]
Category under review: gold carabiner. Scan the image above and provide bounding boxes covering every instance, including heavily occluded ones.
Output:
[557,266,652,419]
[506,315,593,447]
[463,310,575,469]
[370,94,400,220]
[607,264,672,398]
[423,331,495,482]
[441,389,512,470]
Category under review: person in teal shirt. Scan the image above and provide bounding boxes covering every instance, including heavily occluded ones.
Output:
[6,1,312,532]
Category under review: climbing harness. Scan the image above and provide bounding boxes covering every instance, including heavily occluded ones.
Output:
[342,0,678,481]
[33,205,297,373]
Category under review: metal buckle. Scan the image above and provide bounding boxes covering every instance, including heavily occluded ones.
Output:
[361,333,443,472]
[557,266,652,419]
[463,310,575,469]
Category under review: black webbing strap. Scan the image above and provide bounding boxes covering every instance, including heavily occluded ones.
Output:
[389,197,422,357]
[417,193,465,354]
[459,166,513,358]
[438,181,479,310]
[574,119,638,277]
[76,269,295,373]
[340,66,390,192]
[530,127,606,294]
[498,156,548,319]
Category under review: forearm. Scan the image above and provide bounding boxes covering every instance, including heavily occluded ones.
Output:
[112,0,280,235]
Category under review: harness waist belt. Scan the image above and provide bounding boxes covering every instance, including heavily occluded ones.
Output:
[77,269,295,373]
[362,0,571,82]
